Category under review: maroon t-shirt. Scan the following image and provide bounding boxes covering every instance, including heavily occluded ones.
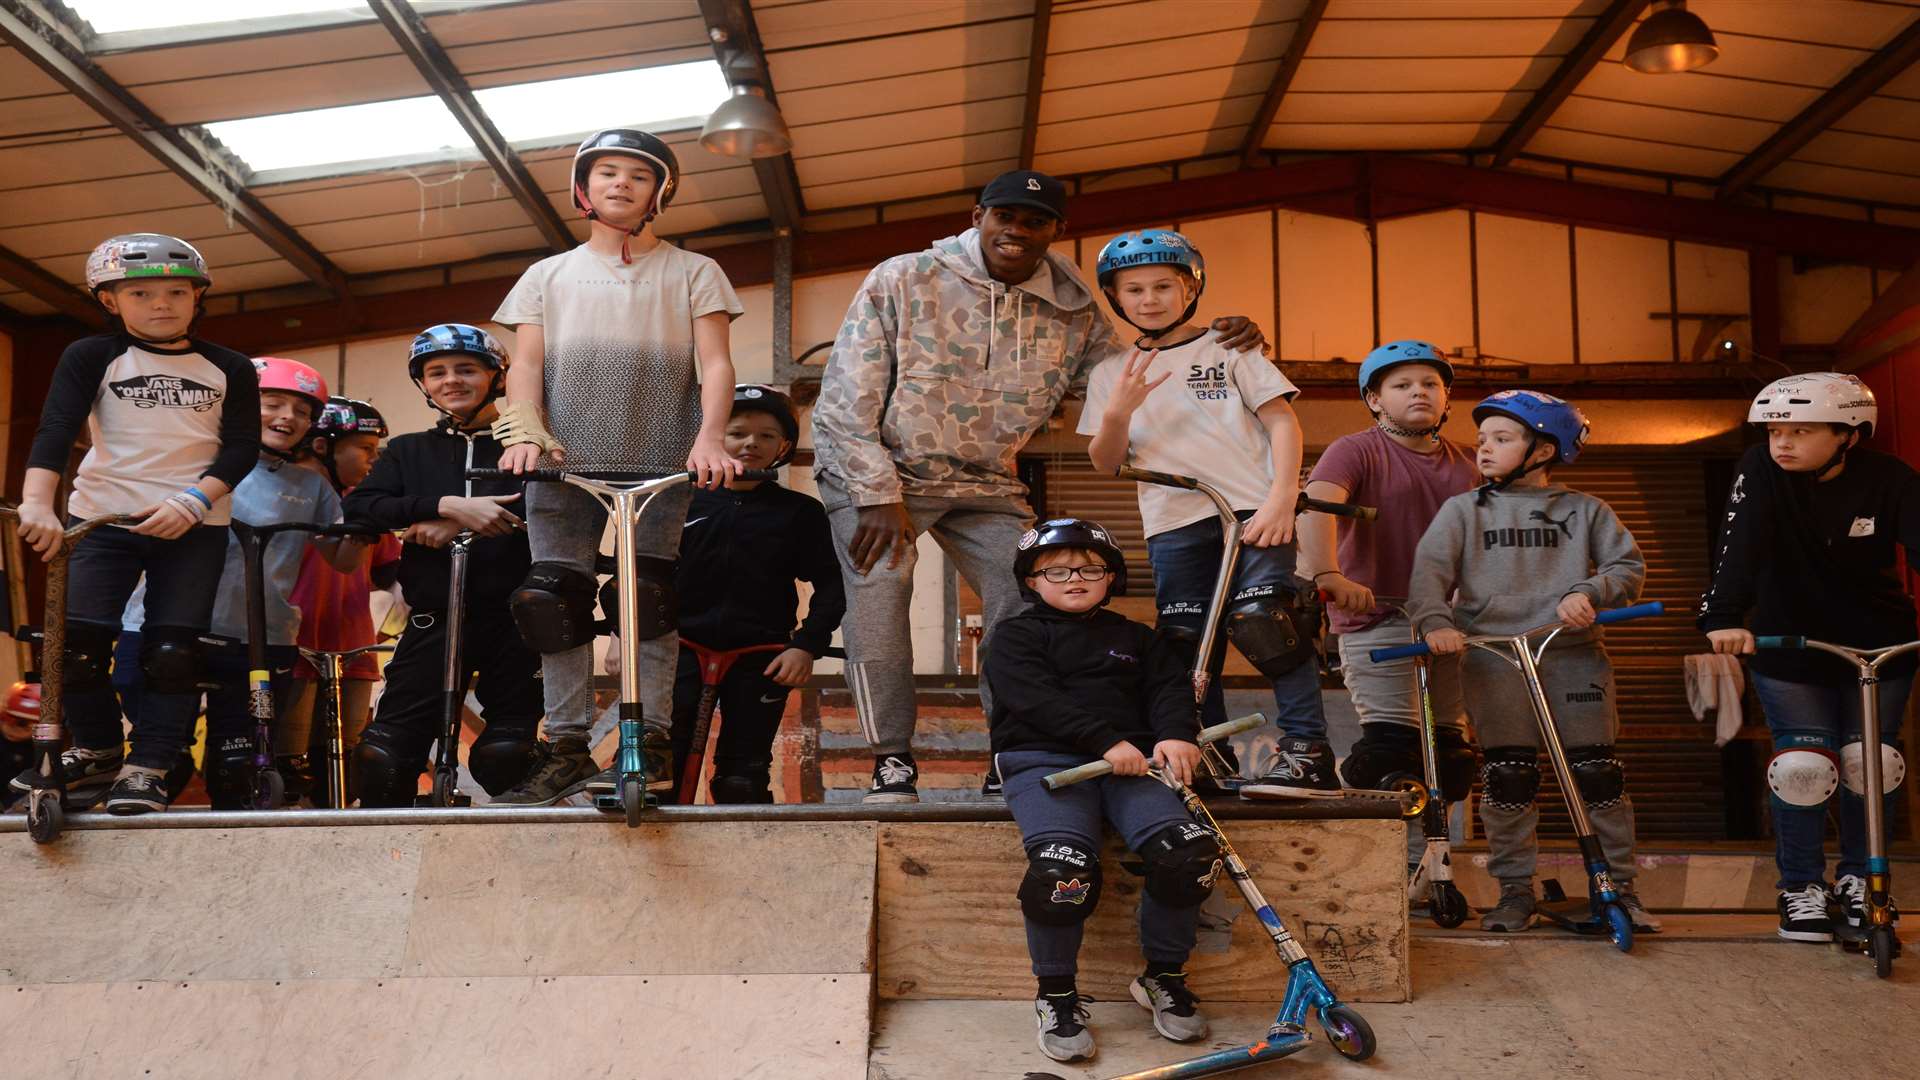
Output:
[1310,426,1479,633]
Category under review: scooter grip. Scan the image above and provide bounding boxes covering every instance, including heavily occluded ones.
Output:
[467,468,564,482]
[1755,635,1805,650]
[1296,495,1378,521]
[1044,714,1264,789]
[1116,466,1199,490]
[1369,641,1432,662]
[1200,713,1265,744]
[1594,600,1665,625]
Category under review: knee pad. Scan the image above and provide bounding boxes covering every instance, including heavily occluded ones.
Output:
[1768,736,1840,808]
[510,562,601,654]
[596,556,677,642]
[1839,740,1906,797]
[1139,821,1224,908]
[61,622,117,692]
[1480,746,1540,811]
[1223,588,1318,678]
[467,735,540,796]
[1434,726,1478,800]
[139,627,207,695]
[1338,723,1422,792]
[1568,744,1626,809]
[710,770,773,805]
[353,727,425,808]
[1018,841,1102,926]
[204,734,257,810]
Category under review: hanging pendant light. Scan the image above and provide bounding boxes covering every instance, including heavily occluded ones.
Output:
[1625,0,1719,74]
[700,84,794,159]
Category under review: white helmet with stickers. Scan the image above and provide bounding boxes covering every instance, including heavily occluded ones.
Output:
[1748,372,1877,437]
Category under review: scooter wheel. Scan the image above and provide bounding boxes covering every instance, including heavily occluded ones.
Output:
[430,771,453,807]
[260,769,286,810]
[1431,882,1470,929]
[26,795,63,845]
[1319,1003,1375,1061]
[623,777,645,828]
[1605,902,1634,953]
[1872,926,1896,979]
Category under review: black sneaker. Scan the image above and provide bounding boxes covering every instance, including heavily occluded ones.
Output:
[1131,971,1209,1042]
[491,738,596,805]
[865,753,919,804]
[8,745,123,809]
[1240,737,1342,799]
[980,757,1003,800]
[1832,875,1867,929]
[104,764,172,815]
[1778,883,1834,943]
[1034,991,1094,1063]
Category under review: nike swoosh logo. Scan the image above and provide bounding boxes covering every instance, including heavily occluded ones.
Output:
[758,692,785,703]
[685,517,709,528]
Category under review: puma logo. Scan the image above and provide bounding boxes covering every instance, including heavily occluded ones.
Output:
[1528,509,1576,538]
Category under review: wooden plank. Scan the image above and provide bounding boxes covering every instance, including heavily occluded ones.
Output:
[403,820,875,977]
[875,820,1408,1003]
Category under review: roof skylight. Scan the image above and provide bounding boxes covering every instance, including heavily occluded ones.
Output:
[64,0,370,36]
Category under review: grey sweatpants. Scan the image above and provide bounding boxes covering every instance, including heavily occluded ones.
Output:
[820,479,1030,756]
[1463,641,1637,885]
[1338,615,1470,863]
[527,480,690,742]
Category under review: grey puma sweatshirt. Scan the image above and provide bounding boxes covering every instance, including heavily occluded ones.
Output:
[1407,482,1645,647]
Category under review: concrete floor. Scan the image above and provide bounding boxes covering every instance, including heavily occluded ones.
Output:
[870,918,1917,1079]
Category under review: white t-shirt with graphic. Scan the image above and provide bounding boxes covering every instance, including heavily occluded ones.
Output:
[1077,330,1298,538]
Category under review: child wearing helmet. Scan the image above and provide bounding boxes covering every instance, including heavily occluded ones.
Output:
[9,234,263,812]
[1698,373,1920,943]
[1408,390,1656,932]
[1079,228,1337,798]
[1300,341,1479,867]
[488,127,746,804]
[340,325,544,807]
[983,518,1217,1064]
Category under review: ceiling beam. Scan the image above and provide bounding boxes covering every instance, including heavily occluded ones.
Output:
[1717,17,1920,200]
[1017,0,1053,169]
[697,0,805,230]
[0,0,349,299]
[1487,0,1649,168]
[367,0,573,253]
[1239,0,1329,168]
[0,242,106,327]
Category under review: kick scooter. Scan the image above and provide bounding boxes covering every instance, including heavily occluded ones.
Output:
[1756,634,1916,978]
[676,637,786,804]
[1041,714,1378,1076]
[1372,601,1666,952]
[296,641,394,807]
[1114,467,1375,789]
[0,506,138,842]
[471,466,775,826]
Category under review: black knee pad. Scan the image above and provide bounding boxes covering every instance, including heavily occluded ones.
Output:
[1480,746,1540,811]
[596,556,677,641]
[1138,821,1224,908]
[61,622,117,692]
[1018,840,1102,926]
[710,770,773,804]
[510,562,601,654]
[1568,744,1626,809]
[139,627,207,695]
[353,726,426,808]
[204,734,257,810]
[1223,587,1320,678]
[1339,723,1422,791]
[467,735,540,796]
[1434,725,1478,800]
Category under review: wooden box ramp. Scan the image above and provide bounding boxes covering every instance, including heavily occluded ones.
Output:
[0,821,874,1079]
[875,820,1409,1004]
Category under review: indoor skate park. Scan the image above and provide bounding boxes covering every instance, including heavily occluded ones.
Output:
[2,0,1919,1077]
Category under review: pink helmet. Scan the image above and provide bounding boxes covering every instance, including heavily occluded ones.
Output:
[252,356,329,416]
[2,681,39,742]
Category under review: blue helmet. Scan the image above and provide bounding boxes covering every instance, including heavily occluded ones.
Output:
[408,323,508,381]
[1358,340,1453,394]
[1472,390,1590,464]
[1095,229,1206,330]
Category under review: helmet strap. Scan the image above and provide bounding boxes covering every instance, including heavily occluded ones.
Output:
[1812,429,1859,482]
[1373,409,1444,441]
[415,368,503,431]
[1475,434,1547,504]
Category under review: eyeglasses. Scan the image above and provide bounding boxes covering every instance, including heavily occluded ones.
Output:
[1028,565,1111,583]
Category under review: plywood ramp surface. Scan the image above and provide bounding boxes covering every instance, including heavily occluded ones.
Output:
[875,820,1408,1003]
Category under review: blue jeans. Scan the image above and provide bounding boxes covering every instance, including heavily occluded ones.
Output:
[1752,670,1912,889]
[63,522,226,767]
[1146,514,1327,740]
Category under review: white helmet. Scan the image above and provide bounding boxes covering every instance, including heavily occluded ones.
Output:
[1748,372,1876,436]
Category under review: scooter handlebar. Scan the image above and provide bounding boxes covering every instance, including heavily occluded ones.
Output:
[1754,635,1805,650]
[1368,601,1668,662]
[1041,714,1264,790]
[1116,467,1376,520]
[466,467,780,483]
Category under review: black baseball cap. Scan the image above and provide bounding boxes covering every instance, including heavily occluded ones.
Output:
[978,170,1067,220]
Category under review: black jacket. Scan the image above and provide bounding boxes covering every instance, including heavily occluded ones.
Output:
[1698,444,1920,684]
[341,423,530,610]
[983,603,1195,758]
[676,482,845,656]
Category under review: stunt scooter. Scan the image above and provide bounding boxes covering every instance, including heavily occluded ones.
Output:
[0,506,139,842]
[295,640,393,808]
[1113,466,1375,789]
[1039,714,1378,1077]
[470,466,776,826]
[675,637,786,804]
[1756,634,1916,978]
[1372,601,1666,952]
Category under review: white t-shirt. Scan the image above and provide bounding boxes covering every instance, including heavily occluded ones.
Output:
[493,242,744,471]
[1076,331,1298,538]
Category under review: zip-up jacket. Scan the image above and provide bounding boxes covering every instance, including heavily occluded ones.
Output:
[676,481,845,656]
[984,603,1194,758]
[1698,444,1920,684]
[341,422,529,610]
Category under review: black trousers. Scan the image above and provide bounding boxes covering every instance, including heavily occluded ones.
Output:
[668,644,791,799]
[361,606,542,768]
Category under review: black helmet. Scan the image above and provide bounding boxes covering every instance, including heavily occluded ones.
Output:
[732,383,798,466]
[572,128,679,220]
[312,396,390,442]
[1014,518,1127,601]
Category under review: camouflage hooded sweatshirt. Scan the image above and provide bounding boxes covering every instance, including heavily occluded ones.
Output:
[813,228,1126,508]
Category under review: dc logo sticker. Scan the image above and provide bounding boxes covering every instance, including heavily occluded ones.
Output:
[1051,878,1091,905]
[1026,177,1042,191]
[1018,529,1039,550]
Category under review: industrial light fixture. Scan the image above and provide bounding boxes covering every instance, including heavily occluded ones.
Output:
[700,84,793,158]
[1624,0,1719,74]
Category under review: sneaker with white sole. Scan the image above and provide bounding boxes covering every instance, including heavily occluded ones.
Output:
[1617,887,1662,933]
[1832,874,1867,929]
[1778,882,1835,943]
[1480,882,1539,932]
[1131,971,1209,1043]
[1240,737,1342,799]
[1035,992,1094,1063]
[491,739,596,805]
[865,754,919,804]
[104,764,171,815]
[7,745,122,809]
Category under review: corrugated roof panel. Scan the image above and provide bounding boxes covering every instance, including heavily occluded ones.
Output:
[255,164,505,226]
[1035,130,1233,176]
[0,202,253,260]
[1309,15,1591,57]
[1268,121,1504,150]
[0,92,114,139]
[329,224,548,274]
[133,56,428,125]
[757,0,1033,51]
[210,258,312,294]
[1881,62,1920,99]
[645,193,770,235]
[1037,97,1261,156]
[300,197,534,253]
[1331,1,1605,16]
[0,134,168,187]
[1791,129,1920,178]
[1291,55,1558,93]
[1047,0,1294,53]
[778,60,1028,127]
[28,229,277,287]
[1548,96,1776,155]
[1685,0,1918,51]
[0,291,56,317]
[463,48,714,91]
[1044,23,1295,92]
[1828,95,1920,141]
[447,16,711,82]
[1041,66,1275,125]
[1617,32,1867,88]
[93,22,392,84]
[0,171,200,224]
[1759,160,1920,205]
[796,130,1022,189]
[426,0,701,44]
[1525,127,1743,178]
[803,157,1015,212]
[1276,89,1527,124]
[792,98,1026,159]
[0,42,65,98]
[1571,61,1818,122]
[767,19,1030,92]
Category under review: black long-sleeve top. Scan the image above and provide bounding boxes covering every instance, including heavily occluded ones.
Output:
[674,482,846,656]
[1698,444,1920,684]
[983,603,1196,758]
[341,424,530,610]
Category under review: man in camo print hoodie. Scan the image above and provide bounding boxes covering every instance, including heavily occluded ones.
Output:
[814,170,1266,802]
